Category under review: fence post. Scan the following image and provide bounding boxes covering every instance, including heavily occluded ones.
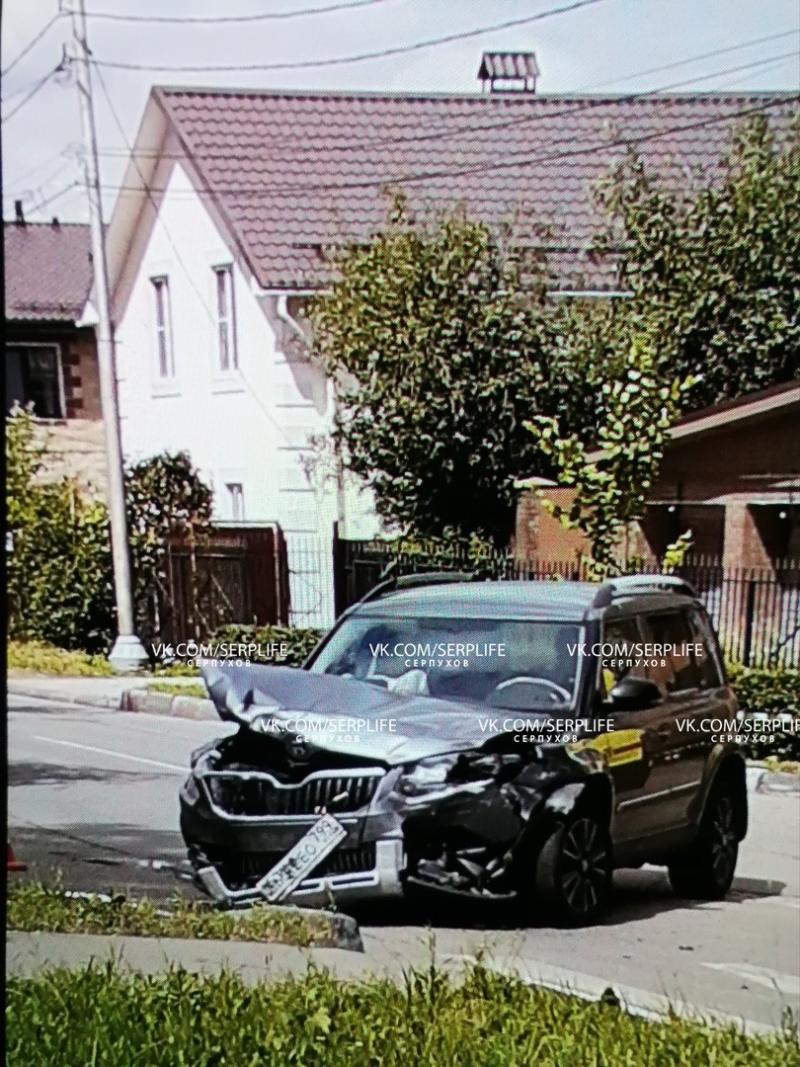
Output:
[332,522,347,619]
[742,579,757,667]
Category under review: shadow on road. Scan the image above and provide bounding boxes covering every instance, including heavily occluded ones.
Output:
[9,761,146,787]
[349,867,790,931]
[7,822,202,901]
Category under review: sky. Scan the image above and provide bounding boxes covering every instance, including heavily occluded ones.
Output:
[2,0,799,224]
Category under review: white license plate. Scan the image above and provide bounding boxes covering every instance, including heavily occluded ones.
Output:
[256,814,348,903]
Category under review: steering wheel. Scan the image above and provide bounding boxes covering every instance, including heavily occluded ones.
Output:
[491,676,571,705]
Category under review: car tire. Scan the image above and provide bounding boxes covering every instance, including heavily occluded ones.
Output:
[534,814,612,925]
[668,787,739,900]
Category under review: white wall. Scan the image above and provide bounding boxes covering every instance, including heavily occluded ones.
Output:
[113,150,379,628]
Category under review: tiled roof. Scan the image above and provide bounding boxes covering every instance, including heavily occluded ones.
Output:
[157,88,799,291]
[4,220,92,322]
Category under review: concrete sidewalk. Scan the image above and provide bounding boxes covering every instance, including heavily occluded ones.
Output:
[5,928,781,1036]
[7,674,216,720]
[5,928,430,984]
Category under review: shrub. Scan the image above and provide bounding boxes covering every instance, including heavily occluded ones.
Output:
[7,640,115,676]
[6,409,115,651]
[212,623,323,666]
[6,410,215,656]
[727,663,800,717]
[728,663,800,760]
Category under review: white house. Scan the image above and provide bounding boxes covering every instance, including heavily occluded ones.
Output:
[103,76,797,627]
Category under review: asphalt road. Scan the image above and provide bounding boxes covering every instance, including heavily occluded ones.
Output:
[8,692,800,1030]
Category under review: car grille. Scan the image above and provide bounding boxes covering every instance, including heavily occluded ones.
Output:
[203,771,383,817]
[217,843,377,887]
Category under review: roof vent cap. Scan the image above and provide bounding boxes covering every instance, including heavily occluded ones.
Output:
[478,51,539,93]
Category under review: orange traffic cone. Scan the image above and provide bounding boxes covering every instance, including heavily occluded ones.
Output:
[7,843,27,872]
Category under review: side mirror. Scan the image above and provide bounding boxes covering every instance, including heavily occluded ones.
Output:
[609,675,662,712]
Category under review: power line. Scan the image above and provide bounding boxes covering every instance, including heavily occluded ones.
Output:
[81,0,392,23]
[1,66,59,124]
[4,148,71,188]
[21,179,80,212]
[1,12,64,77]
[91,45,800,166]
[91,0,607,72]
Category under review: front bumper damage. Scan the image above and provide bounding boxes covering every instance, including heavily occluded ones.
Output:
[180,742,584,908]
[194,838,405,908]
[181,661,598,908]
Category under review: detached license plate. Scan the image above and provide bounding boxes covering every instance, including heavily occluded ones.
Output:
[256,814,348,903]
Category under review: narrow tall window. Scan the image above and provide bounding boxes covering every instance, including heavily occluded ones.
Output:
[214,265,237,372]
[226,482,244,521]
[151,276,174,378]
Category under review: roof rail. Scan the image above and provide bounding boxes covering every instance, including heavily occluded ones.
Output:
[356,570,476,607]
[591,574,697,608]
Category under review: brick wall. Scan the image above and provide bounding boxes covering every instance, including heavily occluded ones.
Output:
[61,327,102,419]
[30,419,108,497]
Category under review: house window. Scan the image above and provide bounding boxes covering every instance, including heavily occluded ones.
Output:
[214,265,237,372]
[5,344,64,418]
[226,482,245,521]
[151,276,174,378]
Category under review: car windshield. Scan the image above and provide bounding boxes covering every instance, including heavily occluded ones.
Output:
[308,616,583,709]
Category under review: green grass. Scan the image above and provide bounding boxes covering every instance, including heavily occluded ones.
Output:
[146,680,207,699]
[6,963,799,1067]
[7,639,203,681]
[7,639,116,676]
[7,882,330,948]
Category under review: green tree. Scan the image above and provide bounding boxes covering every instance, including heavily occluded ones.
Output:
[125,452,213,640]
[526,338,695,578]
[595,114,800,409]
[310,204,584,544]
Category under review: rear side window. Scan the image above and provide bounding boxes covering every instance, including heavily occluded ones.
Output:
[645,610,702,693]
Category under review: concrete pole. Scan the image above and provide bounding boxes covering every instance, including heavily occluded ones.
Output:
[71,0,148,670]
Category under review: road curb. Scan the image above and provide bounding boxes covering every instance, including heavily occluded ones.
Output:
[753,768,800,795]
[6,685,122,710]
[122,689,217,721]
[7,680,217,721]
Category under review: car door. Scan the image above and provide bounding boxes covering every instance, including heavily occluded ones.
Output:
[641,607,721,828]
[596,614,678,843]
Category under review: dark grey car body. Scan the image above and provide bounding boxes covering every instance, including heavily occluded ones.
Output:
[180,576,747,912]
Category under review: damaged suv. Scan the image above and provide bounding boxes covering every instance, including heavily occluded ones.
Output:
[180,574,747,924]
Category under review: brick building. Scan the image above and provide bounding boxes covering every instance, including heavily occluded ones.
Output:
[516,381,800,570]
[4,210,106,492]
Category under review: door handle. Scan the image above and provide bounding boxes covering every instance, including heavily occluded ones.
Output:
[657,723,672,741]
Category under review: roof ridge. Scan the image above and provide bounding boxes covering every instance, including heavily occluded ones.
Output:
[3,219,90,229]
[155,85,799,103]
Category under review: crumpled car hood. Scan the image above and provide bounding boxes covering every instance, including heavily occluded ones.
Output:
[201,662,495,765]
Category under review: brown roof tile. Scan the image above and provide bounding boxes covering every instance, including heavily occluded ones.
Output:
[4,220,92,322]
[156,88,799,291]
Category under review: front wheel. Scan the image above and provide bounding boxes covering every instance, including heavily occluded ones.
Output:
[534,814,612,925]
[668,790,739,900]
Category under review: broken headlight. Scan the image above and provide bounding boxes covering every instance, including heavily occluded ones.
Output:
[397,751,521,797]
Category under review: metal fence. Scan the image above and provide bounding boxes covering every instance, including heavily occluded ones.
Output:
[326,533,800,668]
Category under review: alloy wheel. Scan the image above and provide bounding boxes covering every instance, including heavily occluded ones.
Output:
[559,817,610,915]
[709,795,737,885]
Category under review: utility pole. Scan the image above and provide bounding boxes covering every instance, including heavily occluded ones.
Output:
[70,0,148,670]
